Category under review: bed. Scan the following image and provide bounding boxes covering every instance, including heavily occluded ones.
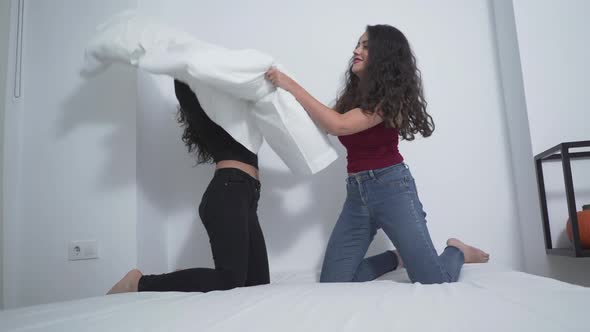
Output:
[1,264,587,331]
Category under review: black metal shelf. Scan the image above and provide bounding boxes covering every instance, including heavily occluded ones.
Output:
[534,140,590,258]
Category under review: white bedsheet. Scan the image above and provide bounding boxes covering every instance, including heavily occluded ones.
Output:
[82,11,338,175]
[1,265,587,332]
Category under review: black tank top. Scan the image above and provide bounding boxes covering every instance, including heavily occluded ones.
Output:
[174,80,258,168]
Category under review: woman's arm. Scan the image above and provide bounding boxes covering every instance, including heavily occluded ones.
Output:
[265,67,382,136]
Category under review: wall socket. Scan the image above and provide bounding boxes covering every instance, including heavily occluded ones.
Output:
[68,240,99,261]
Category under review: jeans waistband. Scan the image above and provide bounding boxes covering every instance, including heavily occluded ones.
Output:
[215,168,261,189]
[346,162,408,184]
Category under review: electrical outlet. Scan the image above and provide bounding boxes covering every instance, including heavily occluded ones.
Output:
[68,240,99,261]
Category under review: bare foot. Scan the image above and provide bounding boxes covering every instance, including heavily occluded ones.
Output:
[107,269,143,295]
[393,250,404,269]
[447,238,490,263]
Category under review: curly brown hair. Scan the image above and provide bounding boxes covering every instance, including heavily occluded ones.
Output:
[335,25,434,140]
[174,80,215,164]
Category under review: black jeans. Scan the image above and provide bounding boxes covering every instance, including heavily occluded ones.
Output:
[138,168,270,292]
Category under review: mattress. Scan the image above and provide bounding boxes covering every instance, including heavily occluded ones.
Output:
[1,264,587,332]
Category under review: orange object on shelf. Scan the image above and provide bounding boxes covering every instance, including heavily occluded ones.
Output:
[566,204,590,248]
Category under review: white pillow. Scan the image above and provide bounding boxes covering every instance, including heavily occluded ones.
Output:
[82,11,338,175]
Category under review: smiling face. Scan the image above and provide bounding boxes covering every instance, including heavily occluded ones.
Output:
[352,31,369,77]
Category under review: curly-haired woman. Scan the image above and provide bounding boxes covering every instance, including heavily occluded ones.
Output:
[107,80,269,294]
[266,25,489,284]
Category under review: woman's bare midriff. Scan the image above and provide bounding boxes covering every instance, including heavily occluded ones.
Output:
[216,160,259,180]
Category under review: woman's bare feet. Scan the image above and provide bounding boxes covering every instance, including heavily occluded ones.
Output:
[447,238,490,263]
[107,269,143,295]
[394,250,404,269]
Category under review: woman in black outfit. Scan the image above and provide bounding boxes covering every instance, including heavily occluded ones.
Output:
[108,80,270,293]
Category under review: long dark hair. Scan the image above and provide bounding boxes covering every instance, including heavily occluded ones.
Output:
[174,80,215,164]
[335,24,434,140]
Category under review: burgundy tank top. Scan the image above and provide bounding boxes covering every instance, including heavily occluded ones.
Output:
[338,122,404,173]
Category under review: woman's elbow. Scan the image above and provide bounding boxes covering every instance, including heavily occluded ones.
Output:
[323,116,350,136]
[326,125,350,136]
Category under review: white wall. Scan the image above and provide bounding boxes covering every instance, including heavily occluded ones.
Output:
[0,0,13,310]
[511,0,590,285]
[137,0,523,275]
[2,0,140,308]
[489,0,541,282]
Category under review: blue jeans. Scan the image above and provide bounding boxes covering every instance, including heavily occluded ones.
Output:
[320,163,464,284]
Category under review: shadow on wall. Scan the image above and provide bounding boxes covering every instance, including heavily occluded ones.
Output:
[59,65,137,191]
[258,155,345,268]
